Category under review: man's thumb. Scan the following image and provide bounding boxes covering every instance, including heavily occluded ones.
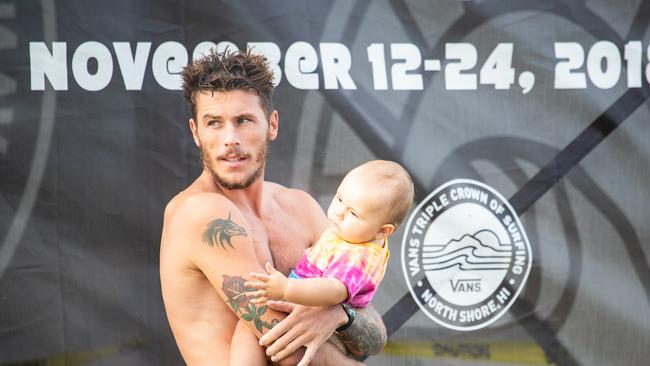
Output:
[266,300,294,313]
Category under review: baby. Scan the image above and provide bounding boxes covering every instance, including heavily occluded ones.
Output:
[231,160,414,366]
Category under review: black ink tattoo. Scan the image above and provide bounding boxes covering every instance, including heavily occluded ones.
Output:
[337,306,387,357]
[201,213,247,249]
[222,275,280,332]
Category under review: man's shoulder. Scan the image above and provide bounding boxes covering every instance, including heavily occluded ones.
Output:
[266,181,320,209]
[160,188,249,263]
[164,189,238,228]
[265,181,328,240]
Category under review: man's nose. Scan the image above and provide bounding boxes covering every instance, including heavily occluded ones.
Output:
[223,123,241,146]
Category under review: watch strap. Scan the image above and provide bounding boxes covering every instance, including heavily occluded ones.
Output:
[335,303,356,333]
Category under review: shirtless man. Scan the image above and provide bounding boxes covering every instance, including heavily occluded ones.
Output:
[160,49,386,365]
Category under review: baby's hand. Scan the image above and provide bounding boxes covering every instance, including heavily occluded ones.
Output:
[245,262,289,304]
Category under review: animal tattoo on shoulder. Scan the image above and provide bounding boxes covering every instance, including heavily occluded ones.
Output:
[201,212,247,249]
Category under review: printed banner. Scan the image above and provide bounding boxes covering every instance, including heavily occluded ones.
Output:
[1,1,649,365]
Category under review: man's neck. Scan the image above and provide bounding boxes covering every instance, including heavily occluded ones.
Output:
[199,170,266,216]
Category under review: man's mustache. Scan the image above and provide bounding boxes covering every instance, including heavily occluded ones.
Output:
[216,148,251,160]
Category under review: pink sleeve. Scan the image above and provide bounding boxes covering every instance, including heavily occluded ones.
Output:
[321,250,368,303]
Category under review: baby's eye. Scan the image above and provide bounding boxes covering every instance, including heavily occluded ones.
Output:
[350,211,359,217]
[336,195,342,202]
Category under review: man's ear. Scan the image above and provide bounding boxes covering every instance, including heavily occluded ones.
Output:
[189,118,200,148]
[268,110,279,141]
[374,224,395,241]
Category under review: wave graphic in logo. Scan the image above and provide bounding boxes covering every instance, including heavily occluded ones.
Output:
[422,230,511,271]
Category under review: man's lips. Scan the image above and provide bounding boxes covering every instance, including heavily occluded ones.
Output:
[217,155,249,169]
[220,156,247,162]
[218,152,249,162]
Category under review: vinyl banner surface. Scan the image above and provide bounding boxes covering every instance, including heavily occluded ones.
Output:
[1,1,649,365]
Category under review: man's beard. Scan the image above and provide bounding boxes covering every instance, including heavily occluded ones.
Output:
[200,140,269,190]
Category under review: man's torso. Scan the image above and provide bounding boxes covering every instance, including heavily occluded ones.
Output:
[160,179,323,365]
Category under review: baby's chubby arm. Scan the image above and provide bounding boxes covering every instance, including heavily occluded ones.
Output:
[247,263,348,307]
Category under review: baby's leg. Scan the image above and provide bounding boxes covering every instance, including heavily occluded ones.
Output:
[230,319,267,366]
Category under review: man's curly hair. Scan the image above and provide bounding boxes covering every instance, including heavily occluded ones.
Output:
[181,49,275,119]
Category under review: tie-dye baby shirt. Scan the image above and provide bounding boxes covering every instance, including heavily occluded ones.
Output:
[293,228,390,307]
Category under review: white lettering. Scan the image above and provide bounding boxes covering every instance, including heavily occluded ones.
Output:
[424,204,435,218]
[496,205,505,215]
[512,253,526,274]
[496,287,511,304]
[502,215,512,226]
[408,242,420,276]
[152,41,187,90]
[422,288,434,303]
[432,193,449,211]
[72,41,113,91]
[587,41,621,89]
[113,42,151,90]
[420,289,457,321]
[30,42,67,90]
[451,187,487,204]
[412,225,423,235]
[284,41,319,90]
[319,43,356,89]
[440,193,449,206]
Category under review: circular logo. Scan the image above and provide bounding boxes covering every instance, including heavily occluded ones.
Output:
[401,179,532,331]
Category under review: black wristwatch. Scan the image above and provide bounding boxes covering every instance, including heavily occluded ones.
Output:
[335,303,356,333]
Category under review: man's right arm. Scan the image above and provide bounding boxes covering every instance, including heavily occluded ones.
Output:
[165,193,287,338]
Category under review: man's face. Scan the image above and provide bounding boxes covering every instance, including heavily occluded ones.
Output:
[189,89,278,190]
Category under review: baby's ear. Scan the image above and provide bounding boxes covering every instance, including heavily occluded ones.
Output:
[375,224,396,240]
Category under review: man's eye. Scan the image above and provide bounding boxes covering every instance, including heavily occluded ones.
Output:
[237,117,250,124]
[208,120,219,127]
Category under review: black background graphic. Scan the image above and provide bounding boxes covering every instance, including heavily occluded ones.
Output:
[1,1,649,365]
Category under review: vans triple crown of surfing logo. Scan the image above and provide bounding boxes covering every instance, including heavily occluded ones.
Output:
[401,179,532,331]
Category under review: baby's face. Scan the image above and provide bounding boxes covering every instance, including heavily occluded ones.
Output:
[326,171,389,243]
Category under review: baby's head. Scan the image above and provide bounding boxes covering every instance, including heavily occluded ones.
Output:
[327,160,415,244]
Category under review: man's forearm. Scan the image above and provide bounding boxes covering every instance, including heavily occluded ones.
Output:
[272,341,364,366]
[337,305,387,357]
[311,341,365,366]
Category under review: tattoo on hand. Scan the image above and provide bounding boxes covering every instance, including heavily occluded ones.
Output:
[201,212,247,249]
[337,307,387,356]
[222,275,280,332]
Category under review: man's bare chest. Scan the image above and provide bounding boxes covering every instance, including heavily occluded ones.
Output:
[244,212,312,275]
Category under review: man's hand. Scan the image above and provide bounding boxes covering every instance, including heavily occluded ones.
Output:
[246,262,289,304]
[259,300,348,366]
